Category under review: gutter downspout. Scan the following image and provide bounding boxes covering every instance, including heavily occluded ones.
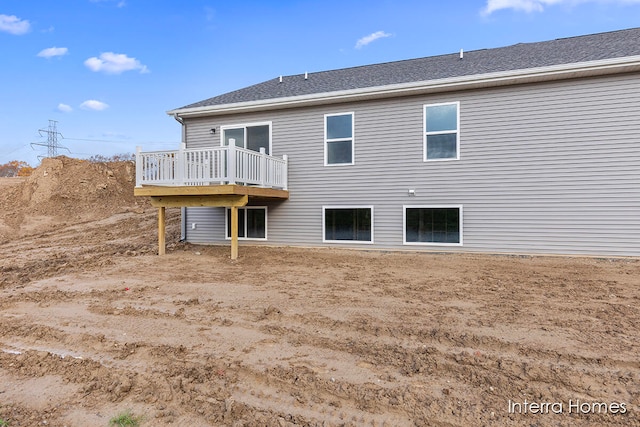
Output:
[173,113,186,141]
[173,113,188,242]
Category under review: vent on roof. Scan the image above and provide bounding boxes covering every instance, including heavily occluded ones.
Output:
[305,71,308,80]
[460,49,464,59]
[279,75,283,83]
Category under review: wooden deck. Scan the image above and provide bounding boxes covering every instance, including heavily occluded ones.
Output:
[134,184,289,207]
[134,185,289,259]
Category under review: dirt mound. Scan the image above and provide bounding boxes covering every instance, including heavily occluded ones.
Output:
[0,156,148,241]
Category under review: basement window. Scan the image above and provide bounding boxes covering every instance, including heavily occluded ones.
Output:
[226,207,267,240]
[323,206,373,243]
[404,206,462,245]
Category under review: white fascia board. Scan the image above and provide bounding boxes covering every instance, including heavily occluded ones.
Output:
[168,56,640,118]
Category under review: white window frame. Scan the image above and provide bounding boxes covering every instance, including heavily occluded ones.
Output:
[220,121,273,154]
[225,206,268,241]
[423,102,460,162]
[322,205,374,244]
[403,205,463,246]
[324,112,355,166]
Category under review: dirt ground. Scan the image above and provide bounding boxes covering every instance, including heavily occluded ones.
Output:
[0,158,639,426]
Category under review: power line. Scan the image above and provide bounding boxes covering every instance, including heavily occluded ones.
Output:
[64,137,179,146]
[28,120,180,160]
[2,144,29,157]
[30,120,70,160]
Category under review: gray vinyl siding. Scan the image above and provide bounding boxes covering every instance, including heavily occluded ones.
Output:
[183,72,640,256]
[183,207,224,244]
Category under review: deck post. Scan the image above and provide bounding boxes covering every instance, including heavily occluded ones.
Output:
[230,205,239,259]
[176,143,186,185]
[259,147,266,187]
[282,154,288,190]
[228,139,236,185]
[158,206,166,256]
[135,146,143,187]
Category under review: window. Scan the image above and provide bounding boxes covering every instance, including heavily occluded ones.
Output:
[404,206,462,245]
[323,207,373,243]
[325,113,354,165]
[226,207,267,240]
[424,102,459,161]
[222,122,271,154]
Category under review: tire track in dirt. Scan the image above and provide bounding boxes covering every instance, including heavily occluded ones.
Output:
[254,317,638,423]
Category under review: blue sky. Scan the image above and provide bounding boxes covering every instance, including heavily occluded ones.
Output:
[2,0,640,166]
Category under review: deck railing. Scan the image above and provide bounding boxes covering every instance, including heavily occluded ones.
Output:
[135,142,288,189]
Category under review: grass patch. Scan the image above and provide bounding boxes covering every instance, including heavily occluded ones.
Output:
[0,419,8,427]
[108,410,143,427]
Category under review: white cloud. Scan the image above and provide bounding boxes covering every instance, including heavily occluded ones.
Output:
[0,14,30,35]
[37,47,69,59]
[84,52,149,74]
[90,0,126,6]
[355,31,392,49]
[57,103,73,113]
[482,0,640,15]
[80,100,109,111]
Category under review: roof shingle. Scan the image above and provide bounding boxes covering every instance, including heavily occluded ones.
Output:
[179,27,640,110]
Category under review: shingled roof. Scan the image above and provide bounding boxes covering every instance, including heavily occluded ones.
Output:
[177,27,640,111]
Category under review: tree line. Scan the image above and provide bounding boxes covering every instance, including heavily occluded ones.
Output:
[0,160,34,177]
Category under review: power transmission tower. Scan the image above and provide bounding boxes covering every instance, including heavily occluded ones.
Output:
[31,119,69,159]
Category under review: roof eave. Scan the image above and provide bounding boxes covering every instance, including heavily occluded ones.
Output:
[167,56,640,118]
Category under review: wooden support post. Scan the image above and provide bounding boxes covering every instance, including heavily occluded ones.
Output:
[230,205,239,260]
[158,206,166,256]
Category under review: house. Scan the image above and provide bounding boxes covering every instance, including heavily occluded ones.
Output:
[135,28,640,258]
